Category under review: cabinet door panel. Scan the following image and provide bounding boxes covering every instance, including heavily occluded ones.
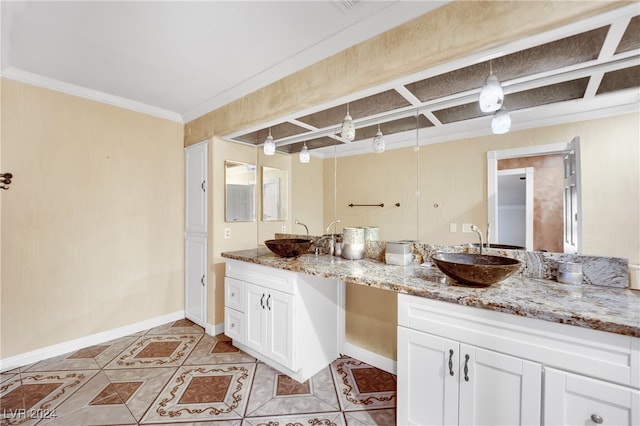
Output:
[245,282,267,354]
[267,289,295,370]
[458,345,541,426]
[545,368,639,426]
[397,327,459,426]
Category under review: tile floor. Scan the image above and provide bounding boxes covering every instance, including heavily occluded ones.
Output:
[1,319,396,425]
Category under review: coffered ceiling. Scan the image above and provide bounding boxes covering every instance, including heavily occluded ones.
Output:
[227,5,639,157]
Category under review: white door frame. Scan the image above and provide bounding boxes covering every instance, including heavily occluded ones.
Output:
[487,141,581,253]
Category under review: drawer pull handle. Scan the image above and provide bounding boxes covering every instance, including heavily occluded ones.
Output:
[591,414,603,424]
[260,293,265,309]
[267,294,271,310]
[231,292,235,297]
[463,354,470,382]
[230,323,235,328]
[201,275,205,286]
[448,349,454,376]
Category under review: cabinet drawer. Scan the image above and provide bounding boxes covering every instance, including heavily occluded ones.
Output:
[225,277,244,312]
[225,308,244,344]
[544,367,640,426]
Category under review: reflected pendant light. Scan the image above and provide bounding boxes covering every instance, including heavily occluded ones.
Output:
[299,142,310,163]
[341,103,355,141]
[263,128,275,155]
[372,124,385,153]
[479,63,504,113]
[491,107,511,134]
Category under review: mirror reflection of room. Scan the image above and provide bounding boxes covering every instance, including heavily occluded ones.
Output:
[262,166,288,221]
[225,160,256,222]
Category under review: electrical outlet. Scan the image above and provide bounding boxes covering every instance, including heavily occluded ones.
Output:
[281,226,286,232]
[449,223,457,232]
[224,228,231,239]
[462,223,473,233]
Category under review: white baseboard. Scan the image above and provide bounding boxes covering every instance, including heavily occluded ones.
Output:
[205,322,225,336]
[343,342,397,375]
[0,310,185,372]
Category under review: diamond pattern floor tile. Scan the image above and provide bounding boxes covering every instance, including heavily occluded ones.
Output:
[1,321,397,425]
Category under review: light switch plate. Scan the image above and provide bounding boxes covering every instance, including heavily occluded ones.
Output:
[449,223,457,232]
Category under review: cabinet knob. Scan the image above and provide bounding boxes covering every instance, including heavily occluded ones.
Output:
[231,292,235,297]
[590,414,603,424]
[231,323,235,328]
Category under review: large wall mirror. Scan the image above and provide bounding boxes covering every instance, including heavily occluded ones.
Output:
[262,166,288,221]
[225,160,256,222]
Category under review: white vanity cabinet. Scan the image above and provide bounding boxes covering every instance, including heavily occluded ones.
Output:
[398,327,541,425]
[224,259,344,382]
[398,293,639,426]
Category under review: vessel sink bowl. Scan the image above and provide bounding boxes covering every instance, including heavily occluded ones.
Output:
[431,253,522,286]
[264,239,313,257]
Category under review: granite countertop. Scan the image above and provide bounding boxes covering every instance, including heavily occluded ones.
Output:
[222,247,640,338]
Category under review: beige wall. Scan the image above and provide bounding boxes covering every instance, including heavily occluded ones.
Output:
[323,112,639,360]
[1,78,184,359]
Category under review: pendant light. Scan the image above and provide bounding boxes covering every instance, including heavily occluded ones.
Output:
[263,127,275,155]
[372,124,385,153]
[341,103,355,141]
[491,107,511,134]
[479,62,504,113]
[299,142,310,163]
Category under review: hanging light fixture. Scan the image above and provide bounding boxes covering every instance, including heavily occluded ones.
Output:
[478,62,504,113]
[341,103,355,141]
[491,107,511,134]
[263,127,275,155]
[372,124,385,153]
[299,142,310,163]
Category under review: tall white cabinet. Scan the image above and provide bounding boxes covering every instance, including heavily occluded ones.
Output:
[184,141,208,328]
[398,294,639,426]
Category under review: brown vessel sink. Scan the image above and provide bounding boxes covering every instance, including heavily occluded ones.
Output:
[264,238,313,257]
[431,253,522,286]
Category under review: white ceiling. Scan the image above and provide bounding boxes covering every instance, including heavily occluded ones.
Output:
[0,0,446,123]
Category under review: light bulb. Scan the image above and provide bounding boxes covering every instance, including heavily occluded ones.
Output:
[491,107,511,134]
[341,105,355,141]
[299,143,310,163]
[263,132,275,155]
[372,127,385,153]
[479,74,504,113]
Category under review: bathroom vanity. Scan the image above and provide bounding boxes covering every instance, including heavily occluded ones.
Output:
[222,247,640,425]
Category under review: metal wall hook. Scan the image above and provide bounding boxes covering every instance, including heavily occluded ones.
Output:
[0,172,12,190]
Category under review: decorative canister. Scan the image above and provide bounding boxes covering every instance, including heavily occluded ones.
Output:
[341,227,365,260]
[557,261,583,285]
[360,226,379,241]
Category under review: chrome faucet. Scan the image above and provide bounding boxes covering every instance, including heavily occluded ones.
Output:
[325,220,341,256]
[295,220,309,238]
[470,224,484,255]
[326,219,341,235]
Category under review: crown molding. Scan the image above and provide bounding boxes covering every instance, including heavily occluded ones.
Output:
[1,67,184,123]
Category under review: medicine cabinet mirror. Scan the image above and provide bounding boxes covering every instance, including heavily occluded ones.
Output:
[262,166,288,221]
[225,160,256,222]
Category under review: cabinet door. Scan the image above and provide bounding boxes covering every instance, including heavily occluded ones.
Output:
[458,345,541,426]
[185,141,207,234]
[245,282,267,355]
[397,326,459,426]
[266,288,295,370]
[185,235,207,327]
[545,368,639,426]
